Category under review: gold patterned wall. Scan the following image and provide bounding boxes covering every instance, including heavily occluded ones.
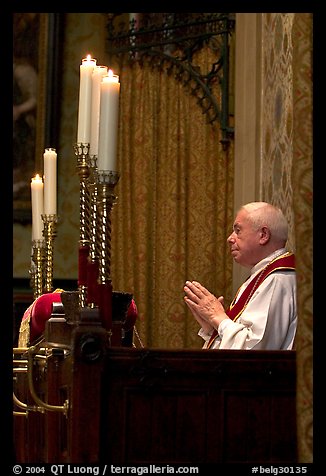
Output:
[261,13,296,247]
[260,13,313,462]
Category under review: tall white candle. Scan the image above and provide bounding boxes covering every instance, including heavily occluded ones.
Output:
[43,148,57,215]
[89,65,108,157]
[97,70,120,172]
[77,55,97,144]
[31,174,44,241]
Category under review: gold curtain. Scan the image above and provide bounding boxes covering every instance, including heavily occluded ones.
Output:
[292,13,313,462]
[111,50,234,348]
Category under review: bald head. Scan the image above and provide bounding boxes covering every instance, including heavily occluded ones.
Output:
[241,202,288,248]
[227,202,289,267]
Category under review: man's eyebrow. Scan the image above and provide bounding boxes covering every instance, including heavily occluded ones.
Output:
[232,222,242,233]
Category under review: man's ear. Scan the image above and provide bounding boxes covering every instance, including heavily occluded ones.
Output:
[259,226,271,244]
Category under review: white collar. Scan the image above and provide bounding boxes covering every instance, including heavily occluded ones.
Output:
[250,248,287,277]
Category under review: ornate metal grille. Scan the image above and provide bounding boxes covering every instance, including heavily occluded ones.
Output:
[106,13,235,148]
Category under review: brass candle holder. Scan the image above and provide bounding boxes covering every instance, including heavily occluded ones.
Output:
[95,169,120,334]
[87,156,100,308]
[30,239,45,299]
[42,214,58,293]
[74,143,91,308]
[96,170,120,284]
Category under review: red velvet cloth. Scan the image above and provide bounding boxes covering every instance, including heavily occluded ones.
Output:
[22,291,63,342]
[21,291,138,343]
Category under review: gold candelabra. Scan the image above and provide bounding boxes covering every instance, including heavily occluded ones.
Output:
[94,169,120,335]
[30,240,45,299]
[74,143,91,308]
[87,156,100,308]
[42,214,58,293]
[95,170,120,285]
[28,141,120,337]
[74,141,120,337]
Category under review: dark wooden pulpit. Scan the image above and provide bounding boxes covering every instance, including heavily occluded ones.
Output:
[99,348,297,464]
[13,293,297,463]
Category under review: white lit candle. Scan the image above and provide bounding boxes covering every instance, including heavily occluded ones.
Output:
[97,70,120,172]
[77,54,97,144]
[31,174,44,241]
[43,148,57,215]
[89,65,108,157]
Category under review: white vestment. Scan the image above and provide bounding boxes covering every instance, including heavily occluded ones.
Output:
[198,248,297,350]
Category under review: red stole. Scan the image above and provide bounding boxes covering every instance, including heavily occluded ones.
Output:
[206,252,295,349]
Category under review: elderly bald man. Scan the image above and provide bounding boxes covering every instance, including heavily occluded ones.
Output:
[184,202,297,350]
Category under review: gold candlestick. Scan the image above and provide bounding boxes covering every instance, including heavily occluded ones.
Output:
[87,156,99,308]
[30,240,45,299]
[74,143,91,308]
[42,214,58,293]
[95,170,119,334]
[88,156,98,264]
[96,170,120,285]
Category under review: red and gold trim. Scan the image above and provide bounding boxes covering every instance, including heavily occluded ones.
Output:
[206,252,295,349]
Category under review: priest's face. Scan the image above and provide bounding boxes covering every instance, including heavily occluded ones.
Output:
[227,209,263,268]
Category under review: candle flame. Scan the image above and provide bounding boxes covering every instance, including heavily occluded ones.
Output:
[103,69,119,83]
[32,173,41,181]
[82,54,97,66]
